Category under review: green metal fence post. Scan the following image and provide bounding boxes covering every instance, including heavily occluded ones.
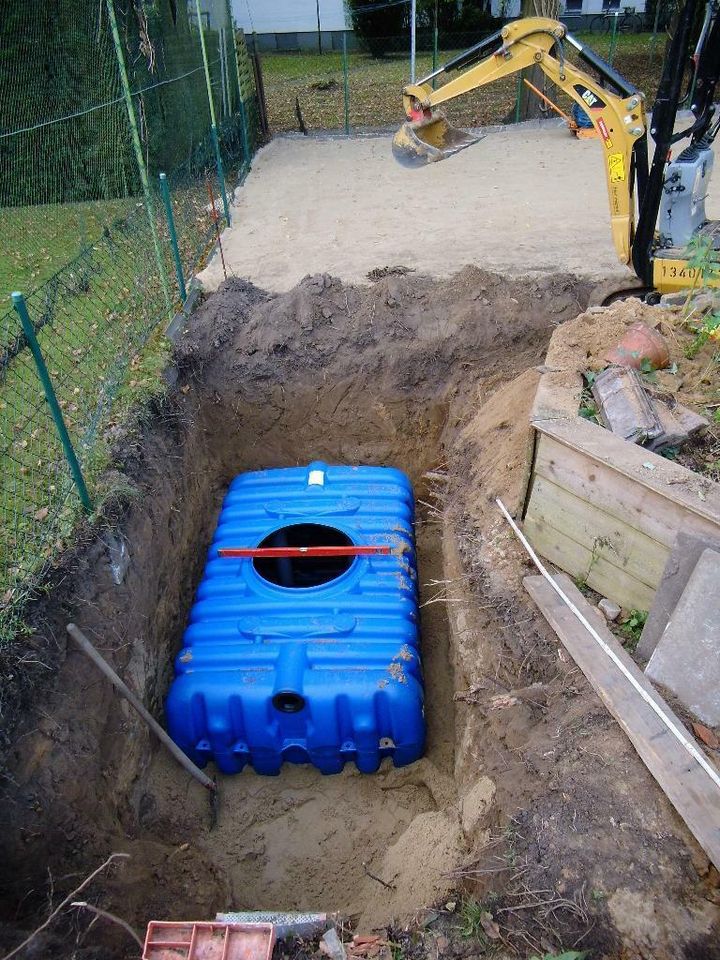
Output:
[342,31,350,136]
[12,292,93,513]
[514,72,523,124]
[105,0,172,316]
[608,12,619,66]
[159,173,187,303]
[195,0,232,227]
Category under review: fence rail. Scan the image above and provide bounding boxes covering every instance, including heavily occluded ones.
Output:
[0,0,263,634]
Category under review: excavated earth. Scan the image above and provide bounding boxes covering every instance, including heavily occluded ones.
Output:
[0,268,718,960]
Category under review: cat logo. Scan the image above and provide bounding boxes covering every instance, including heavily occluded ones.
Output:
[573,83,606,111]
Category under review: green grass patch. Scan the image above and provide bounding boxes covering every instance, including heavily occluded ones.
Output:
[0,201,172,618]
[0,198,136,300]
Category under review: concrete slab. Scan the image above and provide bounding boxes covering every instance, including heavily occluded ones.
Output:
[645,548,720,726]
[637,532,720,661]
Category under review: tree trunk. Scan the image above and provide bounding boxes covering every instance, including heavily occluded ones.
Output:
[508,0,555,122]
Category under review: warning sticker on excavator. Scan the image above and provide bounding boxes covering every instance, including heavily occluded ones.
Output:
[597,117,613,148]
[608,153,625,182]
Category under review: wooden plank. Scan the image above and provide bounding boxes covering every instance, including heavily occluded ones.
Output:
[523,515,656,610]
[535,416,720,524]
[525,573,720,870]
[533,432,720,549]
[527,474,668,589]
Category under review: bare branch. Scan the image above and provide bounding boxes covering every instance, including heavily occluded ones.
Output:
[71,902,143,949]
[1,853,130,960]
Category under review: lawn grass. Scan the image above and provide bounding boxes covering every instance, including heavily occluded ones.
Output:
[0,200,173,613]
[0,198,137,302]
[0,165,231,622]
[260,32,669,134]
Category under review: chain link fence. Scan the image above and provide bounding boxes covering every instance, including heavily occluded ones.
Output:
[256,13,672,136]
[0,0,264,634]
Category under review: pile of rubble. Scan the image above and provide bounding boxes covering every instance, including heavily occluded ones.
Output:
[591,320,708,452]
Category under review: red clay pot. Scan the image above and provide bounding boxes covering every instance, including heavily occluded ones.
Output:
[605,321,670,370]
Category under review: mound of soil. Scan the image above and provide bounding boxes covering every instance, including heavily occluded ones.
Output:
[0,269,718,960]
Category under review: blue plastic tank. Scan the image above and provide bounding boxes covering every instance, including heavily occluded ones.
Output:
[165,461,424,775]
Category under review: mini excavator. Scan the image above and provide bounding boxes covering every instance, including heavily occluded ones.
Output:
[393,0,720,295]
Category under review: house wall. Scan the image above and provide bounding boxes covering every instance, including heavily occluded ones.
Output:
[489,0,647,18]
[232,0,348,34]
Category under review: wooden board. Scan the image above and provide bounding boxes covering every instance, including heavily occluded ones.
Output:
[523,515,656,610]
[536,417,720,526]
[532,432,701,549]
[525,573,720,870]
[527,473,668,589]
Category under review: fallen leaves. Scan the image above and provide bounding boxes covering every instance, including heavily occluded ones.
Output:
[693,722,720,750]
[345,935,390,959]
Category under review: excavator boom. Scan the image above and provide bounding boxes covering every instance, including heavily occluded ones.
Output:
[393,17,647,266]
[393,5,720,292]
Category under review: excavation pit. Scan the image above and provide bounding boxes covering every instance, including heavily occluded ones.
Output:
[8,269,712,959]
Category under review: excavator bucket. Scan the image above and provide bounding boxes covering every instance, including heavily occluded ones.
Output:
[392,113,482,167]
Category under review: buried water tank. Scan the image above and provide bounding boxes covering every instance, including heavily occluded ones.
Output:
[165,461,424,775]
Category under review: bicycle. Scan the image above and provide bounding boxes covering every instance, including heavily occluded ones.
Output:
[589,6,644,34]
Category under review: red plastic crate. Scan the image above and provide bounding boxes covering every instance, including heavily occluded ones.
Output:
[143,921,276,960]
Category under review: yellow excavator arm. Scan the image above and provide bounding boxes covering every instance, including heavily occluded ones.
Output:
[394,18,647,266]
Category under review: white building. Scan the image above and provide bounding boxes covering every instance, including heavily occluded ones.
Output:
[232,0,648,50]
[490,0,647,20]
[232,0,350,50]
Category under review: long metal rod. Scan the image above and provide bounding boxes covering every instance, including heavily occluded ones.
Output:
[523,77,571,122]
[66,623,216,792]
[496,498,720,792]
[105,0,171,315]
[195,0,218,127]
[219,545,392,559]
[12,293,93,513]
[159,173,187,302]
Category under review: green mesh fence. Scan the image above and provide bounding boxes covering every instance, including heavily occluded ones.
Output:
[0,0,262,632]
